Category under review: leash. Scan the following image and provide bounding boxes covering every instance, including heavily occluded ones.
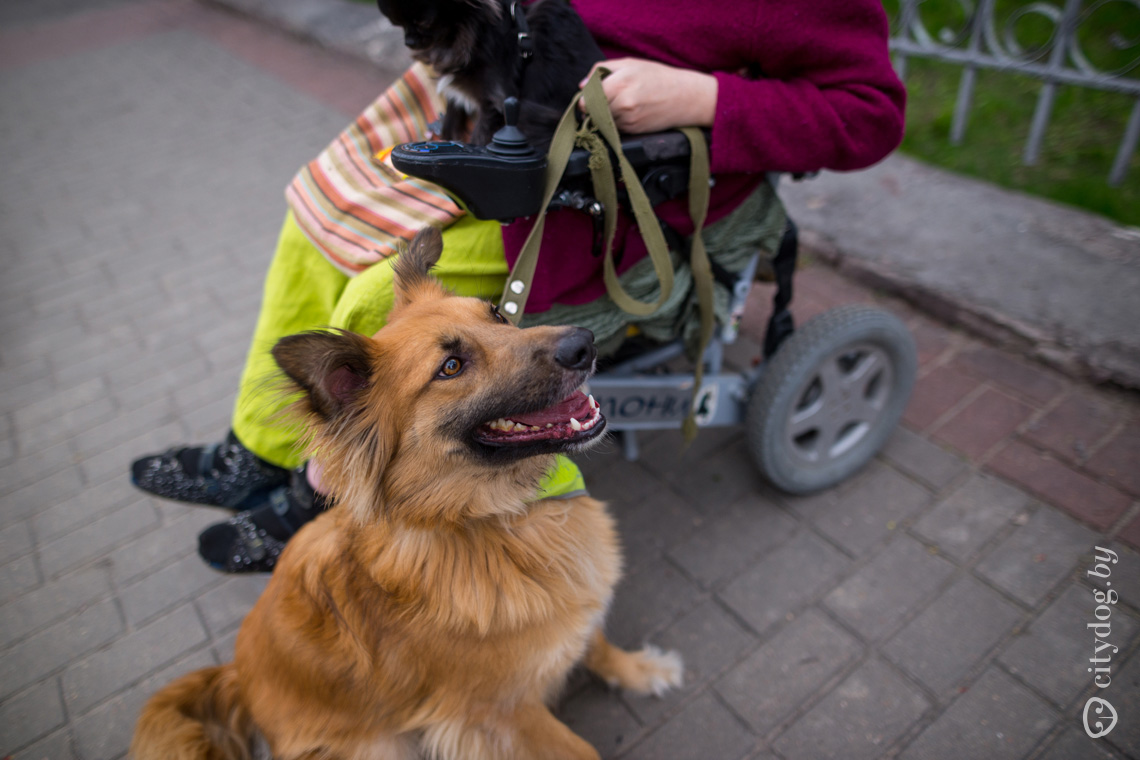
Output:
[499,68,715,442]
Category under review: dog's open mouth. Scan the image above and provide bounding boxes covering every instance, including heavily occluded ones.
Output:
[474,389,604,447]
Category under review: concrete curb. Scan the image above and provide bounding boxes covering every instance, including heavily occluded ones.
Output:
[203,0,1140,392]
[203,0,407,67]
[798,227,1140,388]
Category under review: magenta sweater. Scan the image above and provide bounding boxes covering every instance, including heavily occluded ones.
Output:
[503,0,906,311]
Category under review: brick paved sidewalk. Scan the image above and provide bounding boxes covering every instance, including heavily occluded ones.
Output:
[1,1,1137,759]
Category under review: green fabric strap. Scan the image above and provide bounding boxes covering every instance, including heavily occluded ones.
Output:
[500,68,677,323]
[498,70,715,443]
[679,126,713,444]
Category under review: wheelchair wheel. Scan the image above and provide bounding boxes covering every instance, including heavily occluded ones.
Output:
[746,305,916,494]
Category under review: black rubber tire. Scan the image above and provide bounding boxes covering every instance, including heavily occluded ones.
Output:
[746,305,917,494]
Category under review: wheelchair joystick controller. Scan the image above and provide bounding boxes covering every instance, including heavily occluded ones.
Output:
[488,97,532,156]
[391,96,547,221]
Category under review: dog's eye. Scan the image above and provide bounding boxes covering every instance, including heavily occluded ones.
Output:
[438,357,464,378]
[491,305,509,325]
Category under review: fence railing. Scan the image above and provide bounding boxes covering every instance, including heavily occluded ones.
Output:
[886,0,1140,185]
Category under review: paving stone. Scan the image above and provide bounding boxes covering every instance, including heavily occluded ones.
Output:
[787,462,931,556]
[666,495,797,588]
[772,658,930,760]
[105,507,222,585]
[902,364,980,431]
[715,609,862,735]
[881,425,967,491]
[581,453,663,508]
[120,551,226,626]
[912,474,1033,562]
[0,467,86,530]
[625,691,755,760]
[1023,392,1121,465]
[194,573,271,636]
[29,474,140,544]
[622,598,757,723]
[0,679,66,754]
[1100,650,1140,756]
[10,374,110,432]
[898,668,1056,760]
[1086,422,1140,498]
[0,598,122,701]
[906,316,954,368]
[1120,514,1140,553]
[17,396,118,456]
[555,682,643,760]
[885,575,1023,696]
[62,603,208,714]
[68,394,180,460]
[640,430,765,515]
[607,479,706,573]
[987,440,1131,531]
[933,387,1036,460]
[77,420,186,485]
[1000,583,1139,709]
[71,645,217,760]
[0,565,112,648]
[719,530,850,637]
[605,557,703,649]
[1036,728,1118,760]
[976,506,1100,607]
[824,534,956,641]
[0,440,75,497]
[9,728,77,760]
[212,626,242,664]
[0,519,33,560]
[952,346,1067,406]
[0,553,41,605]
[37,499,159,578]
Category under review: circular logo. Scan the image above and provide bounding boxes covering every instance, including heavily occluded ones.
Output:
[1083,697,1119,739]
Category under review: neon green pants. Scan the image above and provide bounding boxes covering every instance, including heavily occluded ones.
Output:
[230,212,585,498]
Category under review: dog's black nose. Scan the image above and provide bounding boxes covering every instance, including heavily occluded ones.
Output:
[554,328,596,370]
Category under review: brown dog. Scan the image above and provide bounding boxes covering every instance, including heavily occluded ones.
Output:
[131,228,682,760]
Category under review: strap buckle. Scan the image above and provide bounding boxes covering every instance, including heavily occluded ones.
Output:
[511,2,534,58]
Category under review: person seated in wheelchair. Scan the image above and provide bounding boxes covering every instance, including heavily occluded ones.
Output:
[130,0,906,573]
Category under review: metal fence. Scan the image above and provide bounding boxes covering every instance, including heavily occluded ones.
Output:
[886,0,1140,185]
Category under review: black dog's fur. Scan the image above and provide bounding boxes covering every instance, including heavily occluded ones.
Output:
[377,0,603,152]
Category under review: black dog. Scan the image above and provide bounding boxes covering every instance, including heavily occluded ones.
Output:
[376,0,603,151]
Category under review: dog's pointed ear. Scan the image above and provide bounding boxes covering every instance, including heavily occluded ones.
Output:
[393,226,446,308]
[272,330,374,419]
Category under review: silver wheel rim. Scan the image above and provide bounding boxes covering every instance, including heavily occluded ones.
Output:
[781,342,895,470]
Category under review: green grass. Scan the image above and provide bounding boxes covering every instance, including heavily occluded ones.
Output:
[883,0,1140,226]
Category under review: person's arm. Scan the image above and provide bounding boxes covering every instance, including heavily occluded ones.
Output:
[709,0,906,175]
[579,58,717,134]
[582,0,905,176]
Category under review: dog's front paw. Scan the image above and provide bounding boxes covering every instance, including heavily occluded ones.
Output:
[616,645,684,697]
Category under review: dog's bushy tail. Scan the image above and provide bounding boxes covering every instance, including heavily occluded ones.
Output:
[131,665,253,760]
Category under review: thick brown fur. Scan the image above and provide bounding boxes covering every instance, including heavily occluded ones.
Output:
[132,228,681,760]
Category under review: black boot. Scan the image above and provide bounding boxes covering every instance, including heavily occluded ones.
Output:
[130,431,289,510]
[197,464,330,573]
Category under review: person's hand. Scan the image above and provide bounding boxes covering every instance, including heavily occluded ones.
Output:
[579,58,717,134]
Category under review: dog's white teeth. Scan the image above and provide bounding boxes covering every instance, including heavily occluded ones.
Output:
[570,418,583,431]
[546,423,553,429]
[529,425,541,431]
[588,394,598,410]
